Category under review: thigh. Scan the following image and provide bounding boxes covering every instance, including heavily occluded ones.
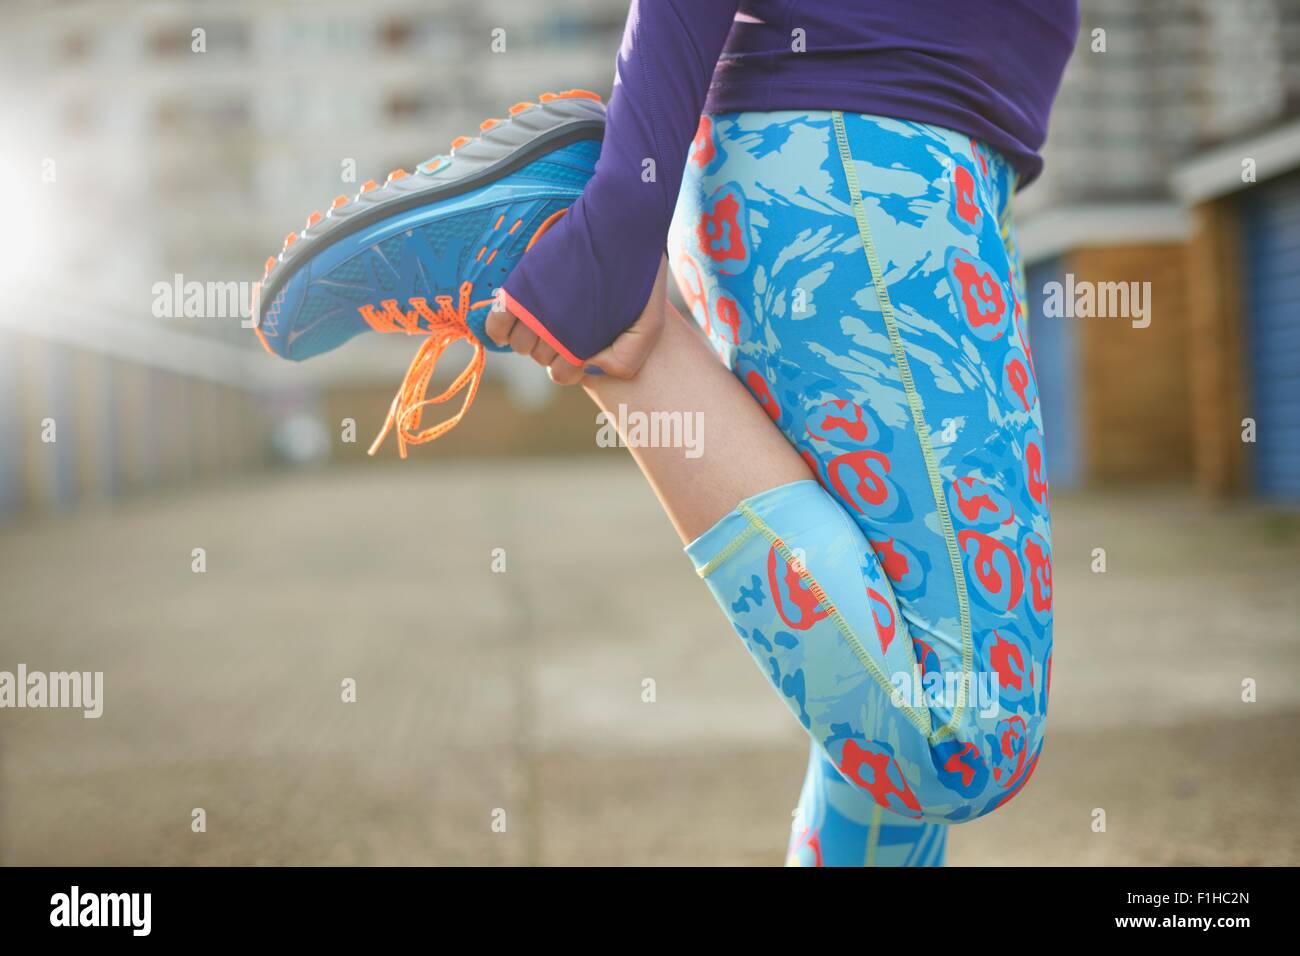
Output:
[670,110,1052,798]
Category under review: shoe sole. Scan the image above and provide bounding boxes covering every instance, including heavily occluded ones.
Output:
[255,93,605,325]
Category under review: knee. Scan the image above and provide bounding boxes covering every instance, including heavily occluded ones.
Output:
[832,728,1044,825]
[922,732,1045,824]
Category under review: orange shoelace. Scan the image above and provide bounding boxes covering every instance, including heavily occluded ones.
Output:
[361,208,573,458]
[361,281,496,459]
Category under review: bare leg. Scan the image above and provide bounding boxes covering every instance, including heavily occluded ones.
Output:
[583,303,812,545]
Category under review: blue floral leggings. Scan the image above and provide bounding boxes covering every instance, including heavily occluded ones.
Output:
[667,112,1053,867]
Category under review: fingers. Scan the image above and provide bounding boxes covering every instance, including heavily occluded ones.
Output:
[547,261,669,384]
[507,321,539,357]
[547,362,586,386]
[488,307,550,365]
[488,305,579,381]
[488,300,661,388]
[530,340,558,367]
[484,309,515,347]
[488,309,542,360]
[547,354,587,386]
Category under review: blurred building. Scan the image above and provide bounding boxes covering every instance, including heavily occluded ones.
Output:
[1173,118,1300,502]
[1021,0,1300,505]
[0,0,627,520]
[3,0,1298,521]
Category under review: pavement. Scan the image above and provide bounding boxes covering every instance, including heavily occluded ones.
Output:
[1,459,1297,865]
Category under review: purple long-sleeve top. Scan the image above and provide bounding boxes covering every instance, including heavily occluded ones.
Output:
[502,0,1080,364]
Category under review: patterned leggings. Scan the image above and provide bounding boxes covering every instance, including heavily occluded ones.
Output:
[667,112,1053,867]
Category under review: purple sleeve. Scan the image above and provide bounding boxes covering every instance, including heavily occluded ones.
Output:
[501,0,740,364]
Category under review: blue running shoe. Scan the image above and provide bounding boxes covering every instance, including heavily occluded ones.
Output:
[251,90,605,456]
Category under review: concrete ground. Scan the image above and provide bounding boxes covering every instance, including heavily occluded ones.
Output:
[1,459,1297,865]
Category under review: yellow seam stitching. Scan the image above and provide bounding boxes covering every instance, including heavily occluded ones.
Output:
[832,111,971,744]
[696,524,759,579]
[738,502,932,737]
[865,803,882,867]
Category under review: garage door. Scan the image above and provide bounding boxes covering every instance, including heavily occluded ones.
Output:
[1242,170,1300,502]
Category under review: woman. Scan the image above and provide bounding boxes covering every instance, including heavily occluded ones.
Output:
[254,1,1078,866]
[490,0,1075,867]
